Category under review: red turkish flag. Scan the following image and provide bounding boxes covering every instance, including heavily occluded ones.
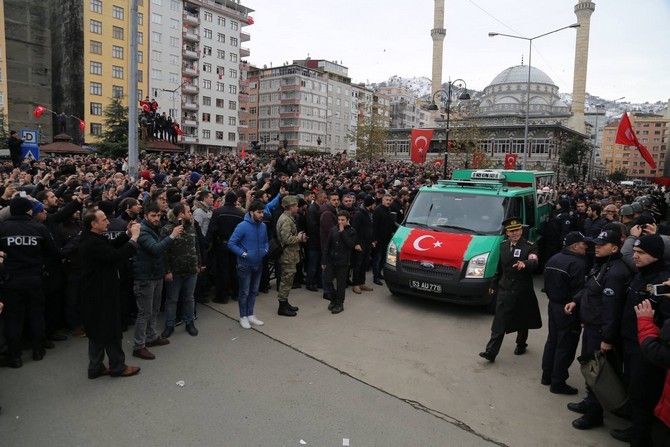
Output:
[504,153,518,170]
[401,229,473,268]
[616,112,656,169]
[247,16,254,25]
[79,119,86,131]
[241,147,247,158]
[33,105,47,118]
[173,123,183,136]
[139,100,151,113]
[410,129,433,163]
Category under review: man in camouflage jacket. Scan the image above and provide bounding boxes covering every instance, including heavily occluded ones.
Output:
[276,195,307,316]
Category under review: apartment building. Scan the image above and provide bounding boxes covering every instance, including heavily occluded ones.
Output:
[601,112,669,179]
[377,86,429,129]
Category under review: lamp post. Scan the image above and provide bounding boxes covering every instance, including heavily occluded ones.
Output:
[427,79,470,178]
[488,24,580,170]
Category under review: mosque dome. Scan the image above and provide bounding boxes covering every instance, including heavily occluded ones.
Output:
[488,65,555,87]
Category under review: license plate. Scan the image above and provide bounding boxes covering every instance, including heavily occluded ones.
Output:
[409,280,442,293]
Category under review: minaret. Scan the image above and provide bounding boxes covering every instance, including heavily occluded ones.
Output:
[431,0,446,99]
[567,0,596,134]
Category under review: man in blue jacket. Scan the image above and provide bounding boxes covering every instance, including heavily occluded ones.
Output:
[227,201,268,330]
[132,201,182,360]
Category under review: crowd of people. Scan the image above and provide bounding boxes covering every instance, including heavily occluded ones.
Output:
[2,147,670,445]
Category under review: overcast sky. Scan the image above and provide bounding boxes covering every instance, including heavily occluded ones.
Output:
[244,0,669,105]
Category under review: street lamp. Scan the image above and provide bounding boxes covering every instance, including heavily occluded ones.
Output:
[427,79,471,178]
[488,23,580,170]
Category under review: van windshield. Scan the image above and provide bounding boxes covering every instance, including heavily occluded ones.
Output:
[405,191,508,235]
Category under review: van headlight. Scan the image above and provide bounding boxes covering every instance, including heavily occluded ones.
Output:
[465,252,489,278]
[386,241,398,267]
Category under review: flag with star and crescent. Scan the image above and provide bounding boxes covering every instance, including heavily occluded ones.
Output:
[504,153,518,170]
[410,129,433,163]
[401,229,473,267]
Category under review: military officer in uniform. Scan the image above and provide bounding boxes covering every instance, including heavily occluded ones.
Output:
[480,217,542,362]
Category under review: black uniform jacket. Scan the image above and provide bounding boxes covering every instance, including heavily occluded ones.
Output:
[491,237,542,334]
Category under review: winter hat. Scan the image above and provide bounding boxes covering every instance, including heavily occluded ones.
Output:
[634,234,665,260]
[140,170,152,181]
[154,173,167,185]
[635,215,657,226]
[364,195,375,207]
[558,199,571,210]
[31,200,45,215]
[190,171,202,184]
[224,191,238,205]
[10,196,33,216]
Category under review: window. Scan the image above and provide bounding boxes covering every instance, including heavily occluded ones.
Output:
[151,13,162,24]
[203,29,212,39]
[169,36,178,47]
[203,46,212,56]
[90,123,102,136]
[216,66,224,76]
[202,113,211,122]
[90,82,102,95]
[112,66,124,79]
[151,50,162,61]
[151,69,162,80]
[217,33,225,43]
[204,11,212,21]
[170,0,179,10]
[138,13,143,25]
[169,54,178,65]
[217,16,225,26]
[90,102,103,115]
[202,63,212,72]
[90,61,102,75]
[90,40,102,54]
[90,20,102,34]
[229,85,237,94]
[229,69,237,78]
[112,86,124,98]
[202,129,211,139]
[231,21,238,30]
[138,51,144,63]
[138,32,143,44]
[169,72,179,83]
[113,26,124,40]
[230,37,238,47]
[170,18,179,29]
[112,46,124,59]
[90,0,102,14]
[228,116,236,126]
[217,49,225,59]
[216,99,224,107]
[216,131,224,140]
[229,100,237,110]
[202,79,211,89]
[202,96,212,106]
[216,82,224,92]
[137,70,143,82]
[152,0,162,4]
[113,5,124,19]
[151,32,162,43]
[216,115,224,124]
[230,53,238,62]
[228,132,236,141]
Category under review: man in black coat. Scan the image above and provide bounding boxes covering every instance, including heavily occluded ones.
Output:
[79,210,141,378]
[351,195,375,293]
[304,190,326,291]
[541,231,587,395]
[480,217,542,362]
[372,193,396,286]
[7,130,23,168]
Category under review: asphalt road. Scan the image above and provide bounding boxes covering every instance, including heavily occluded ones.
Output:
[0,276,627,446]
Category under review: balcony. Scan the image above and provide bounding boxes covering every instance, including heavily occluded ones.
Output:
[182,47,200,60]
[279,125,300,132]
[238,93,250,103]
[183,11,200,25]
[280,84,300,92]
[239,109,250,120]
[239,47,250,58]
[181,135,199,144]
[240,31,250,42]
[182,65,199,77]
[182,84,199,94]
[182,101,198,111]
[182,117,198,127]
[183,29,200,42]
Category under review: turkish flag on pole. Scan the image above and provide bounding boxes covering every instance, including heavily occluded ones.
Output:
[410,129,433,163]
[504,153,518,170]
[79,119,86,131]
[247,16,254,25]
[616,112,657,169]
[33,105,47,118]
[139,100,151,113]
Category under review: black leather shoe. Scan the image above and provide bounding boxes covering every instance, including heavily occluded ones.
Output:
[259,286,269,294]
[541,377,551,386]
[479,351,495,362]
[328,302,335,311]
[43,340,56,349]
[514,344,527,355]
[331,305,344,314]
[571,415,603,430]
[161,326,175,338]
[567,400,588,414]
[550,383,579,395]
[610,427,634,443]
[306,284,318,292]
[286,301,299,312]
[373,279,383,286]
[185,323,198,337]
[277,302,297,317]
[32,349,45,361]
[0,357,22,368]
[49,333,67,342]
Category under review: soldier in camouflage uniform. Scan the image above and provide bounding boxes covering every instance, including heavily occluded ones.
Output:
[276,195,306,316]
[160,202,202,337]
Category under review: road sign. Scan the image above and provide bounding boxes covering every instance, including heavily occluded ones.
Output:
[20,129,39,161]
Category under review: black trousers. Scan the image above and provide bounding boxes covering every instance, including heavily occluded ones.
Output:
[2,287,46,359]
[485,328,528,358]
[88,338,126,376]
[541,301,581,385]
[215,249,238,300]
[324,264,349,306]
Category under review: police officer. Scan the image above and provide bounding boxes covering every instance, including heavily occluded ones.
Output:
[543,199,574,261]
[565,229,631,430]
[541,231,587,395]
[0,197,57,367]
[479,217,542,362]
